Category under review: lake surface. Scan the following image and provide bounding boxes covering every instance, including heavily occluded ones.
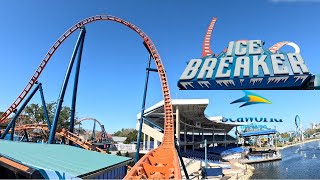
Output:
[251,140,320,179]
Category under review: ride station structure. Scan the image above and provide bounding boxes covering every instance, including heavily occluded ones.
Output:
[136,99,245,159]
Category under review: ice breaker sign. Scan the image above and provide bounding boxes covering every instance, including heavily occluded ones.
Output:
[178,40,311,90]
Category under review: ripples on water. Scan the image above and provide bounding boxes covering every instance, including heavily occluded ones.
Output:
[251,140,320,179]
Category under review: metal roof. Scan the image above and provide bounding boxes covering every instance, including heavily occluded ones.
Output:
[0,140,131,177]
[240,129,277,137]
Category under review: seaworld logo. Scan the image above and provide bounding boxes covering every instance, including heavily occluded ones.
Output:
[223,117,283,123]
[231,90,271,107]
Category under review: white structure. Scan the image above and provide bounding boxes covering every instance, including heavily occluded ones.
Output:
[311,122,320,130]
[115,144,136,152]
[112,136,127,144]
[136,99,246,152]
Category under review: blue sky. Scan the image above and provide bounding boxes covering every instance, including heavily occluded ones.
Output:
[0,0,319,133]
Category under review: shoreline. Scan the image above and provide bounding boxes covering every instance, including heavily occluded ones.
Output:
[277,138,320,150]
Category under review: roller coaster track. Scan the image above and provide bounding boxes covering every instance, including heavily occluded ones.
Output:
[57,129,106,153]
[0,15,180,179]
[268,41,301,54]
[76,117,103,129]
[76,117,105,135]
[14,124,48,131]
[4,124,105,153]
[201,17,217,57]
[75,117,108,141]
[201,18,301,57]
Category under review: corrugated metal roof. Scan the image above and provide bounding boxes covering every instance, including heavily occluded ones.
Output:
[0,140,131,177]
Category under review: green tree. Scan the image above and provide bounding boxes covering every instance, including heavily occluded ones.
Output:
[289,137,294,142]
[305,128,320,136]
[124,130,139,144]
[57,105,71,129]
[113,128,141,144]
[280,132,290,139]
[114,128,132,137]
[23,103,42,124]
[75,126,86,135]
[21,102,72,129]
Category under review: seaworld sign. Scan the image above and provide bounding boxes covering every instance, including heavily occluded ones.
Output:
[223,117,283,123]
[178,40,312,90]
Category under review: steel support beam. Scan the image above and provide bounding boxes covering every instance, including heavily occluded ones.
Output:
[143,117,164,132]
[224,125,227,148]
[10,117,16,141]
[213,124,215,145]
[175,138,189,179]
[184,119,187,152]
[69,27,86,140]
[92,120,96,140]
[236,126,238,147]
[205,139,208,168]
[146,68,158,72]
[136,54,152,162]
[192,126,194,151]
[0,84,40,139]
[175,106,180,141]
[202,128,204,142]
[143,133,146,151]
[147,135,150,150]
[23,129,29,142]
[39,83,51,129]
[48,28,86,144]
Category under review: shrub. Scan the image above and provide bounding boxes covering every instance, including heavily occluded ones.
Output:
[116,151,122,156]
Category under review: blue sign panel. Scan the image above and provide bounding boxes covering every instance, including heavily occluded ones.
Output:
[178,40,312,90]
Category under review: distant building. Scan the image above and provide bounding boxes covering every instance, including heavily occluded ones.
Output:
[279,137,290,144]
[311,122,320,130]
[112,136,127,144]
[111,136,135,152]
[287,131,295,137]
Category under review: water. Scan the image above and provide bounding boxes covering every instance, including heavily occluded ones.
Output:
[251,140,320,179]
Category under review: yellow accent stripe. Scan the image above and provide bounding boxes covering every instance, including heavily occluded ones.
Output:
[248,95,272,104]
